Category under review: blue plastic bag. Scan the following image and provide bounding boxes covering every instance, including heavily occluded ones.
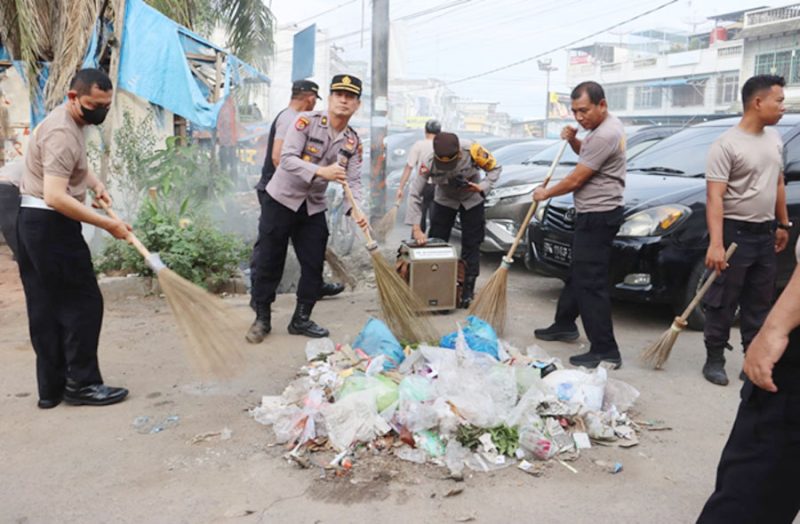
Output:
[439,316,500,360]
[352,318,405,370]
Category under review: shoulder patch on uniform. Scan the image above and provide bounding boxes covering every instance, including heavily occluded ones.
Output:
[470,143,496,170]
[321,115,328,126]
[295,116,310,131]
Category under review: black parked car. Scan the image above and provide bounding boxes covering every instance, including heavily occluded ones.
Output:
[526,115,800,329]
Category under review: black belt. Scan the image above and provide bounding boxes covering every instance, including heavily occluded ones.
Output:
[724,218,774,234]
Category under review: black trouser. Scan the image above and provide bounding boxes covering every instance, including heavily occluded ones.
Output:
[703,220,776,353]
[698,331,800,523]
[428,200,484,278]
[251,193,328,307]
[0,183,20,258]
[249,189,269,306]
[553,206,624,355]
[16,208,104,400]
[420,183,435,232]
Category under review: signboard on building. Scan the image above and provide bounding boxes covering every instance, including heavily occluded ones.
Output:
[292,24,316,82]
[548,92,572,119]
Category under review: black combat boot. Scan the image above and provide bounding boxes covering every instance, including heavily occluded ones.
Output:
[702,346,728,386]
[246,303,271,344]
[319,281,345,298]
[459,276,477,309]
[288,302,329,338]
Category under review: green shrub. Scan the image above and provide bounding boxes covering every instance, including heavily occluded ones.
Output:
[95,196,250,289]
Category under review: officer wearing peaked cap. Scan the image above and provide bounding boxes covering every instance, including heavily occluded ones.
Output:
[247,74,368,344]
[405,131,503,308]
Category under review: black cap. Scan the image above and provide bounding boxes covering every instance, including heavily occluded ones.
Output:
[330,74,362,97]
[292,80,321,99]
[433,132,460,171]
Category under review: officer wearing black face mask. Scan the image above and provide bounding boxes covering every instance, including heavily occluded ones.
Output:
[16,68,131,409]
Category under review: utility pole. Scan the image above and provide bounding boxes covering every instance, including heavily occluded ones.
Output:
[370,0,389,223]
[538,58,557,138]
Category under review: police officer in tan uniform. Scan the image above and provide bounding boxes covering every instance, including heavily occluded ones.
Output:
[247,75,367,343]
[405,132,502,308]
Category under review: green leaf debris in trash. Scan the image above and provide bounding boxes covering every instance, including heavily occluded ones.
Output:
[456,424,519,457]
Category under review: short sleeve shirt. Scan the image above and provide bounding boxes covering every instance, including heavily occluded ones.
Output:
[574,114,627,213]
[706,126,784,222]
[406,139,433,168]
[20,105,88,202]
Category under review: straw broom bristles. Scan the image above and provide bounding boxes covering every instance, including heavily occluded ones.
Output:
[373,203,398,243]
[641,243,738,369]
[325,247,356,289]
[100,202,246,378]
[156,266,247,378]
[342,184,439,344]
[469,141,569,335]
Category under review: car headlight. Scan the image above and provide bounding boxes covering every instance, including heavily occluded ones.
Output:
[617,205,691,237]
[487,184,538,201]
[534,199,549,222]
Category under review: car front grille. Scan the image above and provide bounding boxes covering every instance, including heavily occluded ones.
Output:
[544,203,576,232]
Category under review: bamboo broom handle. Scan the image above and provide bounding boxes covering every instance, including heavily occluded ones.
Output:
[95,198,152,259]
[341,183,375,246]
[505,140,569,260]
[677,243,738,322]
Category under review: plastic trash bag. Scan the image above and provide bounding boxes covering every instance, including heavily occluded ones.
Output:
[352,318,405,370]
[440,316,499,360]
[542,367,607,412]
[445,440,470,477]
[337,373,399,413]
[305,338,335,361]
[322,390,392,451]
[519,427,556,460]
[397,375,438,432]
[603,378,640,412]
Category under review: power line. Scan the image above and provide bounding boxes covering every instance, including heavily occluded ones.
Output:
[438,0,679,88]
[279,0,359,30]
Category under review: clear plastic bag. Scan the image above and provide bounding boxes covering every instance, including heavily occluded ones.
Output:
[322,390,392,451]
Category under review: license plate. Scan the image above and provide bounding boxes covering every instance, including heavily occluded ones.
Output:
[542,239,571,264]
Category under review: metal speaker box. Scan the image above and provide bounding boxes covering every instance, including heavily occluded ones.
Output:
[398,240,458,311]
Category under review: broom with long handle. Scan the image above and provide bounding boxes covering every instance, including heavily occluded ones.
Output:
[373,202,399,243]
[641,242,738,369]
[98,200,246,378]
[468,140,569,335]
[340,183,439,344]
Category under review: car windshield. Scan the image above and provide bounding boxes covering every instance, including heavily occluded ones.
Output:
[525,141,580,166]
[628,123,796,177]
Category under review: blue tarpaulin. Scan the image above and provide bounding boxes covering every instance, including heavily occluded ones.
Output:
[117,0,269,128]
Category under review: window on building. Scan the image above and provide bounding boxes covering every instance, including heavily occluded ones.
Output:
[606,86,627,110]
[669,81,706,107]
[716,74,739,105]
[755,49,799,84]
[634,86,662,109]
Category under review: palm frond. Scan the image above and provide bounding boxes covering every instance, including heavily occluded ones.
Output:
[46,0,103,109]
[220,0,275,73]
[12,0,52,104]
[146,0,195,28]
[0,0,22,58]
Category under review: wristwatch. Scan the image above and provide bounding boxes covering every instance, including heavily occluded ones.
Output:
[777,222,793,231]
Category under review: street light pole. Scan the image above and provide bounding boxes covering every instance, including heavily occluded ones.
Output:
[538,58,557,138]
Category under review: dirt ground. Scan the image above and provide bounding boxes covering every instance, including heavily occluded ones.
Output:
[0,241,746,524]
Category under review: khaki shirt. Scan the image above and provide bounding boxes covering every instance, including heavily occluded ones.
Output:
[266,110,363,215]
[405,140,502,226]
[706,126,784,222]
[20,105,88,202]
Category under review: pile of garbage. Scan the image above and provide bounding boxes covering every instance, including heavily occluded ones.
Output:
[252,316,641,478]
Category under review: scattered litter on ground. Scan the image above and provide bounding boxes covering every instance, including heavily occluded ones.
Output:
[594,460,624,474]
[133,415,181,434]
[251,316,644,480]
[190,427,233,444]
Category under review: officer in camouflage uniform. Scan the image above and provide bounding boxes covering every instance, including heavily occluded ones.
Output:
[405,132,502,308]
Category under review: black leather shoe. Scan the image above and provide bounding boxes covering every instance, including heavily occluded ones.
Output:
[320,282,345,298]
[534,323,580,342]
[569,350,622,370]
[64,382,129,406]
[246,304,272,344]
[288,302,329,338]
[37,398,61,409]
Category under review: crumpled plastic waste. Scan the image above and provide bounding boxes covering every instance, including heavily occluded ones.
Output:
[322,390,392,451]
[542,367,607,412]
[440,316,500,360]
[352,317,406,370]
[337,373,398,413]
